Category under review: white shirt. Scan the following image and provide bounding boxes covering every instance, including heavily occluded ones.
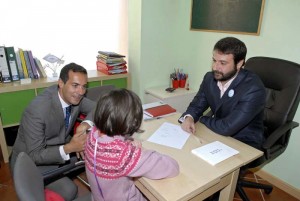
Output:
[217,73,237,98]
[58,92,71,160]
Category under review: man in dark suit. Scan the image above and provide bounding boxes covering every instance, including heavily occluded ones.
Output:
[10,63,95,172]
[180,37,266,150]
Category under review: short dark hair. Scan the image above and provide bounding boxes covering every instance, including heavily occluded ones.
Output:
[214,37,247,65]
[59,63,87,83]
[94,88,143,137]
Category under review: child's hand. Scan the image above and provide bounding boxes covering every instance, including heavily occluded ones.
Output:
[131,140,142,148]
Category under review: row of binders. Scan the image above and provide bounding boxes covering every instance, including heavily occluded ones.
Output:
[0,46,47,83]
[96,51,127,75]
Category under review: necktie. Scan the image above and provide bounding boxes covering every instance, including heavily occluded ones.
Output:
[65,106,71,129]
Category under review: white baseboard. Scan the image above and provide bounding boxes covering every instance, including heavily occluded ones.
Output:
[251,168,300,200]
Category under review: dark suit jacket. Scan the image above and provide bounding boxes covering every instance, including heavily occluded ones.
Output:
[10,85,96,169]
[182,69,266,149]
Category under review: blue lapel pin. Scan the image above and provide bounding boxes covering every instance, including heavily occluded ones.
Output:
[228,89,234,97]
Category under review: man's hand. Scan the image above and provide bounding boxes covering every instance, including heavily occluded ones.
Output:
[70,122,91,159]
[75,122,91,135]
[63,132,87,154]
[77,151,85,160]
[181,116,196,134]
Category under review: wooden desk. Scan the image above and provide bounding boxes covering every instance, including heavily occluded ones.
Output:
[134,114,263,201]
[0,70,129,163]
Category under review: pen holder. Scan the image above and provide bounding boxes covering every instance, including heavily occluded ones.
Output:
[172,80,179,89]
[179,79,186,88]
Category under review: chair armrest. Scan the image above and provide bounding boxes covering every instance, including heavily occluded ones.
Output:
[41,156,85,184]
[262,121,299,150]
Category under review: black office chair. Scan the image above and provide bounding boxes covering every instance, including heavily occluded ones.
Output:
[41,85,116,184]
[85,85,116,102]
[13,152,91,201]
[236,57,300,201]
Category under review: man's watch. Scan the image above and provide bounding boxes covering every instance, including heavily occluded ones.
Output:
[178,117,184,123]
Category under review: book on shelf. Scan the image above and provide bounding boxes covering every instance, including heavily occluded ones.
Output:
[27,50,39,79]
[96,61,127,71]
[97,51,125,58]
[15,50,25,79]
[98,65,127,72]
[0,46,12,82]
[98,68,127,75]
[23,50,34,79]
[18,49,29,78]
[191,141,239,166]
[144,104,176,118]
[5,46,20,81]
[97,59,127,66]
[97,56,126,64]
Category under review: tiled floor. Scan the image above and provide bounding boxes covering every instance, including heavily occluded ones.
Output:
[1,152,299,201]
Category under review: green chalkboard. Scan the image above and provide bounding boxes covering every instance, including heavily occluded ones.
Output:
[190,0,265,35]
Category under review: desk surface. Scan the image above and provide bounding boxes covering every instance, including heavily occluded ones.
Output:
[134,113,263,201]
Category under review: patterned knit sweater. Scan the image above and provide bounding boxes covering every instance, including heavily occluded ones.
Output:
[85,127,141,180]
[85,126,180,201]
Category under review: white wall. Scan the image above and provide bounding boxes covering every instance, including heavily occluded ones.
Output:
[1,0,123,75]
[129,0,300,189]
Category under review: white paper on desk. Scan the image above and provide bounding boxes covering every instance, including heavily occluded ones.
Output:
[142,101,166,110]
[143,113,155,121]
[191,141,239,166]
[147,122,190,149]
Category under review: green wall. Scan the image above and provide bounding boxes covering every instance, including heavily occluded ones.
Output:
[129,0,300,189]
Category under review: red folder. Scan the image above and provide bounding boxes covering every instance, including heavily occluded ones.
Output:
[96,61,127,70]
[97,61,127,73]
[144,104,176,117]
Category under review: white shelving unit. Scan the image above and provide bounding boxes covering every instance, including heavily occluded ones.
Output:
[144,86,197,113]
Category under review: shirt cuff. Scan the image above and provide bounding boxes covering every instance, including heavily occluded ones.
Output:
[59,145,70,161]
[178,114,194,123]
[82,120,94,130]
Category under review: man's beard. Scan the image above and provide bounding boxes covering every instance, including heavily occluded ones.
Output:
[212,67,238,82]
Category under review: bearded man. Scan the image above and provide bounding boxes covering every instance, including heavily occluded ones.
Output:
[179,37,266,150]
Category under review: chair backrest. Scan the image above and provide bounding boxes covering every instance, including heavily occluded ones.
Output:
[85,85,116,102]
[244,57,300,160]
[73,85,116,132]
[13,152,45,201]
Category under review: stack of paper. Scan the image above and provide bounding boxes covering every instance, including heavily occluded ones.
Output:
[191,141,239,165]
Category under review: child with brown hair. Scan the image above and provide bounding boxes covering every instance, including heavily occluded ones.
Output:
[85,88,179,201]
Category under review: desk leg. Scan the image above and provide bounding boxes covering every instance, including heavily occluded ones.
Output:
[0,117,9,163]
[219,168,240,201]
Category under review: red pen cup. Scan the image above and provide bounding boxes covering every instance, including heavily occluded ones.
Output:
[179,79,186,88]
[172,80,179,88]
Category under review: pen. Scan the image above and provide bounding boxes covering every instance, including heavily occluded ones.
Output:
[144,117,162,121]
[192,134,203,144]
